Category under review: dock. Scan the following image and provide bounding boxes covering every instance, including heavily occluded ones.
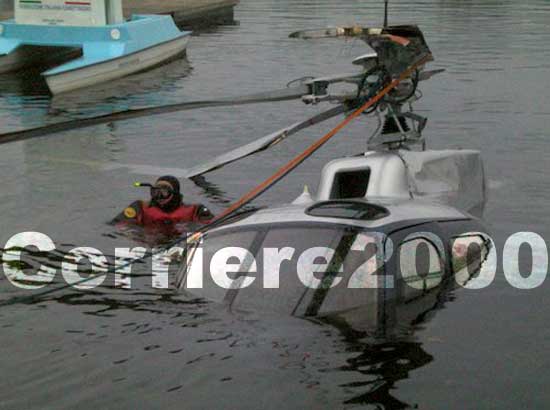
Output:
[0,0,239,26]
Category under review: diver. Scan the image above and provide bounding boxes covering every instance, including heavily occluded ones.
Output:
[112,175,214,230]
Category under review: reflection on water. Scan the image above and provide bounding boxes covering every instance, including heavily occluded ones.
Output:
[1,0,550,408]
[0,250,457,408]
[0,56,194,129]
[315,285,452,408]
[48,58,194,117]
[342,342,433,409]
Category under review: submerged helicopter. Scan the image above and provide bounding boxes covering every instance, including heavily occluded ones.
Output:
[172,20,492,317]
[0,2,491,319]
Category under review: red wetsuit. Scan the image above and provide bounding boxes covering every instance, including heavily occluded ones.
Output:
[140,202,206,226]
[113,200,213,229]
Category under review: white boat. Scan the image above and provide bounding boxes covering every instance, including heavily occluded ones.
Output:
[0,0,191,94]
[44,30,189,94]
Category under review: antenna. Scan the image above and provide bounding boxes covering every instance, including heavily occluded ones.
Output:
[383,0,389,28]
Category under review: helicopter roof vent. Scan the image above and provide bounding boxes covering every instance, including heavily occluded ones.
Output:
[306,201,389,221]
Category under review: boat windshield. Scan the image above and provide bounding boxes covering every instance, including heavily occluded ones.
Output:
[179,223,385,315]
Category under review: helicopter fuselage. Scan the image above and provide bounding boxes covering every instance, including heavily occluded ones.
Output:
[176,148,490,318]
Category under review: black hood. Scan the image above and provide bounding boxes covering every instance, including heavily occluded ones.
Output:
[151,175,183,213]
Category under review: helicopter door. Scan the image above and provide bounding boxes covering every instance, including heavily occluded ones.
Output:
[329,169,370,199]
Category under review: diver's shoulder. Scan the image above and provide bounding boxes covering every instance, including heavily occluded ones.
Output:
[110,200,145,225]
[124,200,145,217]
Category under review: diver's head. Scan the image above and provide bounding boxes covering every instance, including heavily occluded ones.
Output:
[150,175,182,212]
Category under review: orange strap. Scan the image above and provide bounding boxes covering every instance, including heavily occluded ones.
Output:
[385,34,411,46]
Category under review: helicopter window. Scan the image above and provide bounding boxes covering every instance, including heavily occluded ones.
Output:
[231,225,348,314]
[183,229,258,303]
[330,169,370,199]
[179,223,388,314]
[398,237,444,301]
[180,224,345,306]
[451,233,490,286]
[306,201,389,221]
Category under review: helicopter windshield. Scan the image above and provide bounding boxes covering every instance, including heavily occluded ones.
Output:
[179,223,385,315]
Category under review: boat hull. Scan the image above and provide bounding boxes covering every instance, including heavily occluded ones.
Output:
[44,34,189,94]
[0,45,79,74]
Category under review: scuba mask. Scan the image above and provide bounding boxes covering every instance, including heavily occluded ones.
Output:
[134,179,182,211]
[150,185,174,202]
[134,182,175,202]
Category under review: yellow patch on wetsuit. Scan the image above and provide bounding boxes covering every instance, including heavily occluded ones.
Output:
[124,207,137,219]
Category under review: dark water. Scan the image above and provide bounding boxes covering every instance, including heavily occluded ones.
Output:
[1,0,550,408]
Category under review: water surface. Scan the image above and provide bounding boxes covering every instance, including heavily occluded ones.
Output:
[1,0,550,408]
